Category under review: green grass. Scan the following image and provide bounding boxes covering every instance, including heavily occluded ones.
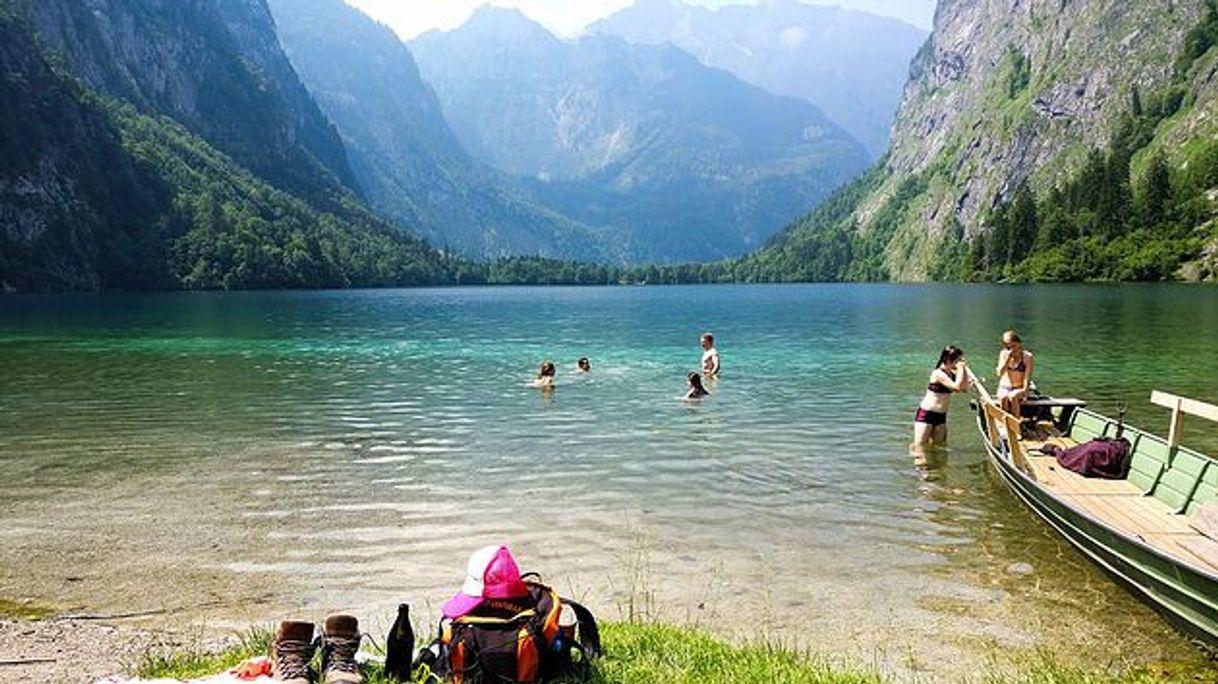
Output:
[137,628,271,681]
[138,622,880,684]
[589,623,880,684]
[0,597,56,620]
[135,621,1218,683]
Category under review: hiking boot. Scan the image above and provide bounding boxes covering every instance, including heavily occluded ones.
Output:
[272,620,316,683]
[321,613,363,684]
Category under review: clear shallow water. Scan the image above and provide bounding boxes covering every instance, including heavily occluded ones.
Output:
[1,284,1216,680]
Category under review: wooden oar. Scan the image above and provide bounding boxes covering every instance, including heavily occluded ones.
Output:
[964,366,991,403]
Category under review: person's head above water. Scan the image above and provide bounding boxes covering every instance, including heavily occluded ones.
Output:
[937,345,964,370]
[577,357,590,372]
[687,371,706,392]
[538,360,556,378]
[701,332,714,349]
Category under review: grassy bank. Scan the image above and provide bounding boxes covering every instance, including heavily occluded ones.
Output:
[138,621,1214,683]
[0,597,56,620]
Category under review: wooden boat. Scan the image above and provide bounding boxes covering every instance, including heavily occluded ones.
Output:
[970,381,1218,647]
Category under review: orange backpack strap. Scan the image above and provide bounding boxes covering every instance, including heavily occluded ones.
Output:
[539,587,562,643]
[450,639,466,684]
[516,625,539,682]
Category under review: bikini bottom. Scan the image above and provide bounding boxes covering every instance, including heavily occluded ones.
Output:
[914,407,947,426]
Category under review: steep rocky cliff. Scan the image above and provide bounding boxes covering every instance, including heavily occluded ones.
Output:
[27,0,359,201]
[878,0,1201,278]
[0,4,163,291]
[267,0,620,261]
[0,0,449,292]
[752,0,1218,282]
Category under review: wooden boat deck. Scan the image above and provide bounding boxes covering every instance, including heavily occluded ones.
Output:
[1018,426,1217,571]
[974,386,1218,644]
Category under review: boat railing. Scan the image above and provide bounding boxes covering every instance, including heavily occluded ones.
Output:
[978,398,1035,471]
[1151,390,1218,448]
[965,367,992,404]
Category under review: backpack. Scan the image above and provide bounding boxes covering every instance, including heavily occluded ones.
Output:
[429,578,601,684]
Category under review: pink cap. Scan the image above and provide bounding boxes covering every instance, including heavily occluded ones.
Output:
[442,545,529,619]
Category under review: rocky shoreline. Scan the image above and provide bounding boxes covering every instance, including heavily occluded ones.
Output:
[0,617,238,684]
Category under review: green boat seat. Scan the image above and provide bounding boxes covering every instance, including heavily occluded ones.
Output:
[1070,411,1106,443]
[1127,432,1169,494]
[1185,461,1218,516]
[1153,448,1208,514]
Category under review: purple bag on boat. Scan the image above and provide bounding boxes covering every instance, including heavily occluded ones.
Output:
[1040,437,1132,479]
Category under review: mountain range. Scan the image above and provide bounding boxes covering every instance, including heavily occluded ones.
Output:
[588,0,928,157]
[266,0,620,262]
[6,0,1209,292]
[410,6,871,261]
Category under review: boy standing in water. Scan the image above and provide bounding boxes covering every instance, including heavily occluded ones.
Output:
[701,332,720,378]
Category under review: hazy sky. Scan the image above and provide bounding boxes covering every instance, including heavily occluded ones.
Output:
[346,0,937,41]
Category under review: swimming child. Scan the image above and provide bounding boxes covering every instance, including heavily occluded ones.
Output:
[996,330,1033,419]
[577,357,591,373]
[532,360,556,389]
[911,345,969,454]
[685,371,710,400]
[700,332,720,377]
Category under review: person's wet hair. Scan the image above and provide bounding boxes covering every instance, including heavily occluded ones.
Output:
[937,345,964,369]
[539,361,556,377]
[687,371,705,392]
[1003,329,1022,344]
[577,357,590,370]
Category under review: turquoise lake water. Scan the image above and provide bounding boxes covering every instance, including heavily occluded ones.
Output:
[1,284,1216,679]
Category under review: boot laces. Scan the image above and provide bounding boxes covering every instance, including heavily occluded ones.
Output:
[274,638,314,680]
[324,634,361,674]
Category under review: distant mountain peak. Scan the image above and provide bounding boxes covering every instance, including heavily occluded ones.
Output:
[463,5,553,39]
[587,0,927,156]
[409,11,870,262]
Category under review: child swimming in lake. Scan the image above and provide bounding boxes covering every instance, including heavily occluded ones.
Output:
[532,360,556,389]
[911,345,969,454]
[684,372,710,400]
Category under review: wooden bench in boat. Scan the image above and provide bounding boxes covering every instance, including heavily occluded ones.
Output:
[982,395,1218,571]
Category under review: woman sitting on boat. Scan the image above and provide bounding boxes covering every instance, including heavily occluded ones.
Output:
[996,330,1034,419]
[912,345,969,452]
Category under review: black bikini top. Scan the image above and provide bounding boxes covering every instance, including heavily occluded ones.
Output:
[1007,354,1028,373]
[928,380,952,394]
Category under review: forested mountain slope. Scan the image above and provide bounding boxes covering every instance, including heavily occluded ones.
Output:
[746,0,1218,283]
[27,0,359,204]
[0,0,451,292]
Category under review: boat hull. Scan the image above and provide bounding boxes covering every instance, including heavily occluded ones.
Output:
[974,408,1218,648]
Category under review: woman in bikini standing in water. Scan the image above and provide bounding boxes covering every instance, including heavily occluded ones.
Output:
[996,329,1034,419]
[911,345,970,454]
